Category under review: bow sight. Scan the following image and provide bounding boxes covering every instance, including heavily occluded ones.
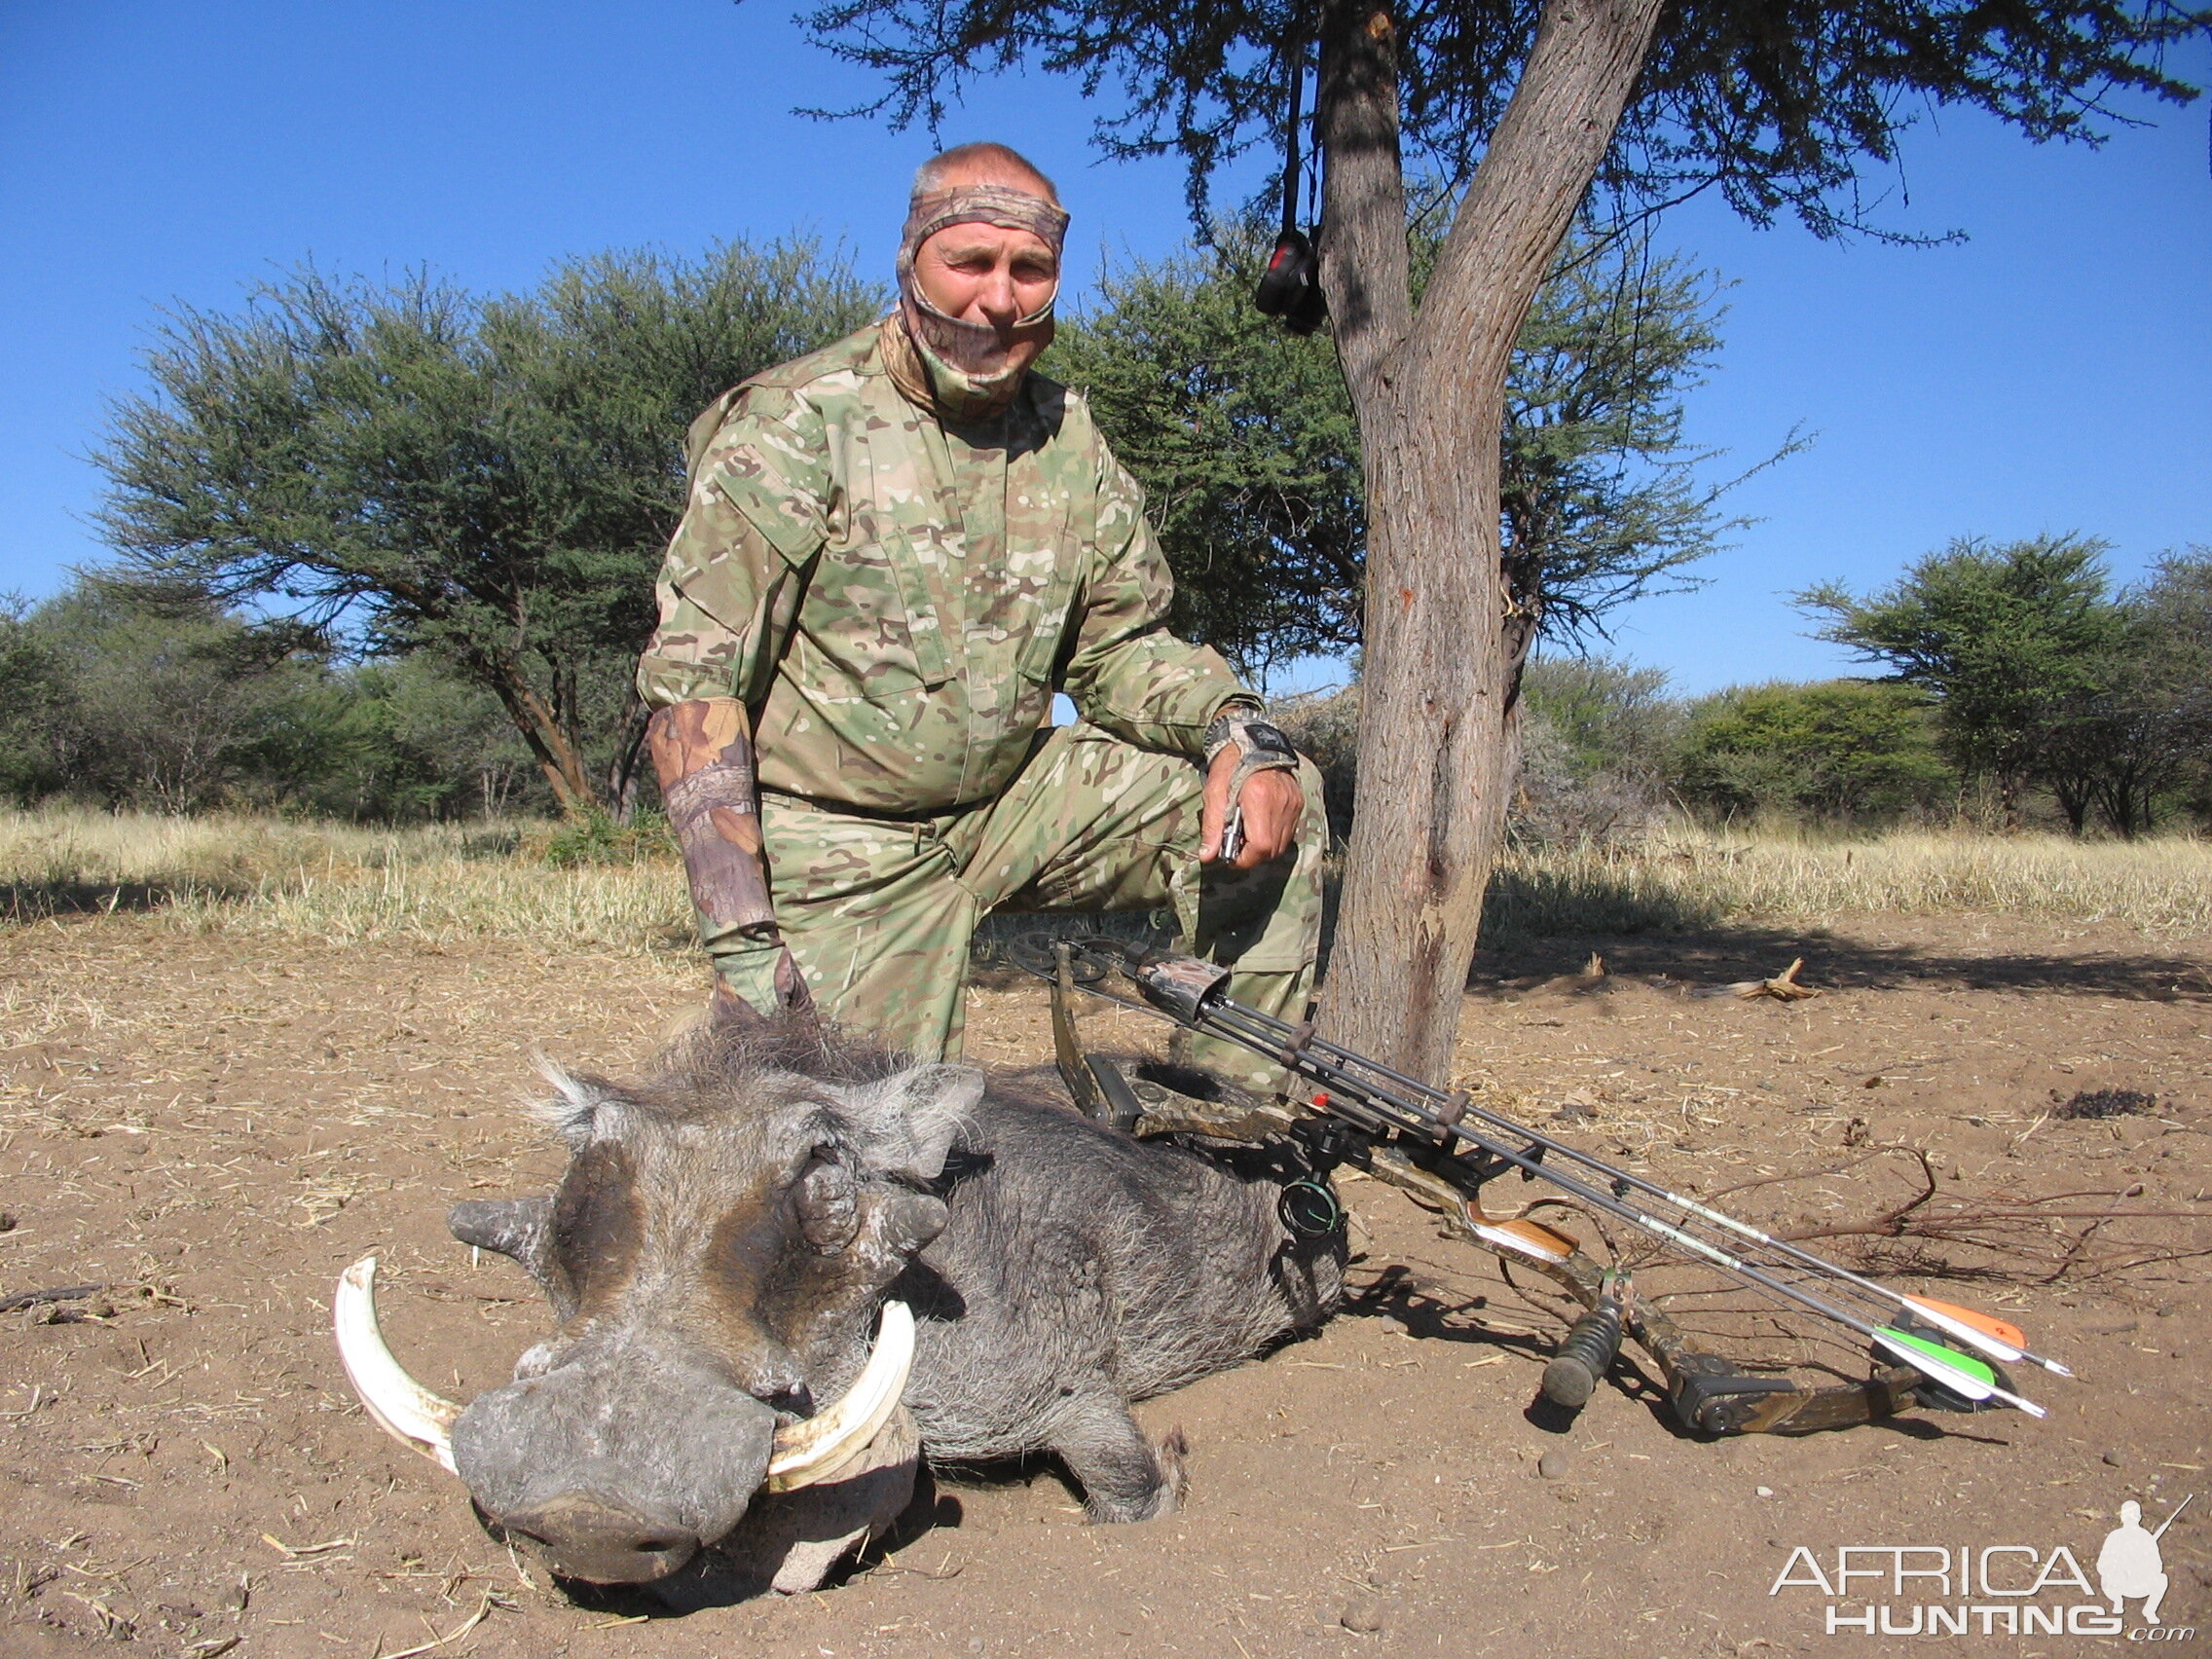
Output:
[1013,936,2070,1437]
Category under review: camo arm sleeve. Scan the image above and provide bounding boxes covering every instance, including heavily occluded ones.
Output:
[636,387,827,710]
[1061,447,1252,758]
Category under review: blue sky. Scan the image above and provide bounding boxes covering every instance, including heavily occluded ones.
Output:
[3,2,2206,694]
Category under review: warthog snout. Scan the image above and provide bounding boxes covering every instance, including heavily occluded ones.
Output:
[498,1493,700,1584]
[452,1338,785,1584]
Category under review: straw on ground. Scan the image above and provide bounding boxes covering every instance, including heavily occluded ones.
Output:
[4,807,2209,949]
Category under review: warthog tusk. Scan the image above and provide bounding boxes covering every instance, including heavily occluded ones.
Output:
[765,1301,914,1493]
[333,1256,461,1473]
[337,1254,907,1493]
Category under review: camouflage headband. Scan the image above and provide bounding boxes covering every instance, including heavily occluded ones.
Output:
[895,182,1070,313]
[889,180,1069,419]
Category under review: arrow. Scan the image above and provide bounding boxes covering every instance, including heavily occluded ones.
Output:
[1871,1326,2046,1417]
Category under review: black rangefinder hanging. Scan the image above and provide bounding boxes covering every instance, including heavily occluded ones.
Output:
[1253,228,1327,334]
[1252,35,1327,336]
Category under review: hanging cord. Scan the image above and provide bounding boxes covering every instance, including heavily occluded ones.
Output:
[1252,25,1326,334]
[1306,109,1320,232]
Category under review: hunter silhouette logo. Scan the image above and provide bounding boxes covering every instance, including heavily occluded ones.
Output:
[2100,1496,2189,1627]
[1767,1494,2196,1640]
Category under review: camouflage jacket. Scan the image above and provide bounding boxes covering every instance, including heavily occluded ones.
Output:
[637,321,1250,816]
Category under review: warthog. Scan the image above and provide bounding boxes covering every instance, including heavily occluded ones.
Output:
[336,1013,1344,1600]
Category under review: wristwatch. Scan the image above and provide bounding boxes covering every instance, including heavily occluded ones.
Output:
[1203,705,1299,771]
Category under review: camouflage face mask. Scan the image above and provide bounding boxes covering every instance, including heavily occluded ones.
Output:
[893,183,1069,420]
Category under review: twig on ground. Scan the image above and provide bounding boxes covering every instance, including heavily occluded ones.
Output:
[1695,959,1819,1001]
[372,1590,496,1659]
[0,1283,103,1314]
[0,1384,46,1418]
[1612,1143,2205,1285]
[261,1534,354,1559]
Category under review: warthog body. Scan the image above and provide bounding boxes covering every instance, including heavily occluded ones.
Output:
[431,1014,1344,1597]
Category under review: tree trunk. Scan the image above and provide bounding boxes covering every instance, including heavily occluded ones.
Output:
[2055,782,2090,836]
[1316,0,1666,1080]
[478,654,600,814]
[604,682,653,825]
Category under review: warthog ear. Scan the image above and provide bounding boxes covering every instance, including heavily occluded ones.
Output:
[528,1057,609,1150]
[448,1196,576,1318]
[834,1063,983,1184]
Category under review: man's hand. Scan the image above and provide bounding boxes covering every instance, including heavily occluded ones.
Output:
[1200,746,1304,869]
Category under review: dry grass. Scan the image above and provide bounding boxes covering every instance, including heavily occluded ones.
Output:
[1489,823,2212,941]
[0,807,686,953]
[0,806,504,888]
[5,808,2209,951]
[167,855,689,952]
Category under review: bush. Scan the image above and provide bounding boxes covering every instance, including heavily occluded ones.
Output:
[1513,657,1683,843]
[1269,685,1361,844]
[1272,657,1683,847]
[11,581,339,812]
[1675,679,1953,825]
[537,807,676,867]
[1273,666,1961,844]
[0,577,561,822]
[313,657,542,821]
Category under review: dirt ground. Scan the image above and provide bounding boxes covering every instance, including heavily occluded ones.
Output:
[1,911,2206,1658]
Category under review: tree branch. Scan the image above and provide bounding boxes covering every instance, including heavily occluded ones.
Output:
[1412,0,1668,405]
[1317,0,1415,401]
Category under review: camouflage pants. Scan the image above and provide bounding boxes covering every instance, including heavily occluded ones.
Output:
[708,721,1326,1084]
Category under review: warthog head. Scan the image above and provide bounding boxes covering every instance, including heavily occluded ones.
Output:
[333,1017,976,1586]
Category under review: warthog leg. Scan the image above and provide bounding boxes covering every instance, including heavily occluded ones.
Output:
[1051,1394,1189,1523]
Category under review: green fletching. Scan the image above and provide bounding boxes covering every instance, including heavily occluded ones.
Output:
[1876,1326,1997,1391]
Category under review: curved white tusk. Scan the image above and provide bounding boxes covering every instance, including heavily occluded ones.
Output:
[333,1256,462,1474]
[765,1301,915,1493]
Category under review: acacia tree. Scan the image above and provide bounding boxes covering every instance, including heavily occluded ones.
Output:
[2022,548,2212,834]
[792,0,2207,1073]
[1056,217,1764,679]
[1798,534,2123,826]
[97,243,879,814]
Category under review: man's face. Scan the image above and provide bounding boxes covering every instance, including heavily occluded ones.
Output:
[912,218,1058,374]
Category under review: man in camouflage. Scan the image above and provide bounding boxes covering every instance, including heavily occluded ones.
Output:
[638,142,1323,1083]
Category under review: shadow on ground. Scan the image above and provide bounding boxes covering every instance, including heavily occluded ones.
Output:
[967,893,2211,1005]
[1472,925,2212,1004]
[0,879,232,920]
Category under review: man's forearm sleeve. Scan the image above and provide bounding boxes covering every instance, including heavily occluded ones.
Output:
[648,698,778,942]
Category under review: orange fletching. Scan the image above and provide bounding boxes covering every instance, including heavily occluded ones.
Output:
[1906,1296,2026,1351]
